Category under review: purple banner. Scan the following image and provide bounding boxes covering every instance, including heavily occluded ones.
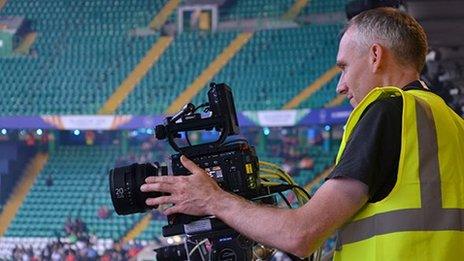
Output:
[0,116,53,129]
[0,106,353,130]
[298,105,352,126]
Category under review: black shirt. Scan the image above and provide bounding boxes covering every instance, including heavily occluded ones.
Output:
[327,81,428,202]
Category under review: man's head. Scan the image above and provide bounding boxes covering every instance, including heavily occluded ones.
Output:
[336,7,428,107]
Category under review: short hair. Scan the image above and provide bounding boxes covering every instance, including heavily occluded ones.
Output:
[346,7,428,72]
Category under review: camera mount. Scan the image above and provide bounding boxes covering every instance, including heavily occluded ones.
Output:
[155,82,239,156]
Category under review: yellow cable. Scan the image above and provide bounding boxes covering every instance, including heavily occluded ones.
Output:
[260,171,306,205]
[259,161,310,205]
[260,165,292,182]
[259,174,284,180]
[260,163,295,186]
[260,181,283,186]
[259,170,287,180]
[260,169,292,185]
[260,161,285,170]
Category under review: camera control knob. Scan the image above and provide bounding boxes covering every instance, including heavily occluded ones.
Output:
[155,125,167,140]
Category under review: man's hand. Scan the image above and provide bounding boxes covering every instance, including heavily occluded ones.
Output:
[141,155,223,216]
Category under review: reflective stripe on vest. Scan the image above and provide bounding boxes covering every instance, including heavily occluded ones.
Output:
[335,96,464,249]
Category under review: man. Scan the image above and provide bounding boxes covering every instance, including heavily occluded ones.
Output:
[141,7,464,259]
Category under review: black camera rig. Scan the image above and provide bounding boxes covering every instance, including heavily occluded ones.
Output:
[155,83,271,238]
[109,83,313,261]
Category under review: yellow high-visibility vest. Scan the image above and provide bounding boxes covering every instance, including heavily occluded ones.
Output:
[333,87,464,260]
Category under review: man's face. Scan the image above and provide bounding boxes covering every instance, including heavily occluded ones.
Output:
[336,28,378,107]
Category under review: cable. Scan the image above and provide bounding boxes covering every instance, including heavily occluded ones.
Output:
[259,161,311,205]
[260,177,293,208]
[193,102,209,113]
[260,162,295,185]
[261,181,307,207]
[260,167,306,204]
[289,184,311,201]
[260,171,288,181]
[185,131,192,146]
[181,102,209,147]
[278,192,292,209]
[260,181,282,187]
[259,168,292,184]
[188,238,209,258]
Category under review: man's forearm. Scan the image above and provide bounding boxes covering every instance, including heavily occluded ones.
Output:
[209,191,319,257]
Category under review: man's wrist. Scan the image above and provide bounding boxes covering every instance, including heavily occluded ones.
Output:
[207,189,237,218]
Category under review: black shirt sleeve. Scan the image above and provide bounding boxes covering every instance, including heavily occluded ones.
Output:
[327,97,403,202]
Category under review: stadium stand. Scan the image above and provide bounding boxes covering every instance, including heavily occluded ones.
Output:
[191,24,343,111]
[256,132,339,186]
[0,152,47,237]
[0,136,338,242]
[0,0,166,115]
[300,0,350,15]
[298,74,346,108]
[0,0,351,258]
[164,32,253,114]
[219,0,295,21]
[4,146,141,239]
[116,31,239,115]
[0,0,345,115]
[98,36,173,115]
[149,0,179,30]
[0,143,37,206]
[283,66,340,109]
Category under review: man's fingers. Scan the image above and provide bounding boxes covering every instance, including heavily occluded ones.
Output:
[140,182,175,194]
[181,155,205,175]
[146,196,173,206]
[145,175,175,184]
[164,205,182,216]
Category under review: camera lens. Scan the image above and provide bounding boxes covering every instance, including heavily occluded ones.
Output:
[109,163,162,215]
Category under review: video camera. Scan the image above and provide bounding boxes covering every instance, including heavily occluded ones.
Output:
[109,83,277,260]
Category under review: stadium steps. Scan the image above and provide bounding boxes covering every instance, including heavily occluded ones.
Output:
[99,36,173,114]
[282,0,310,20]
[0,153,48,236]
[325,94,346,107]
[123,213,152,242]
[14,32,37,55]
[166,32,254,114]
[149,0,180,30]
[283,66,340,109]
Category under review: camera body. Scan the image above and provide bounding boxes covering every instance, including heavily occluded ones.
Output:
[157,83,264,236]
[164,141,260,235]
[171,142,260,199]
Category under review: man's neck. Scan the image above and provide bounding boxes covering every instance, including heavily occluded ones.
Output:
[379,67,420,89]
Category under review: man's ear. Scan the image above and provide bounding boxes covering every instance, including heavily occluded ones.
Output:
[370,43,384,73]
